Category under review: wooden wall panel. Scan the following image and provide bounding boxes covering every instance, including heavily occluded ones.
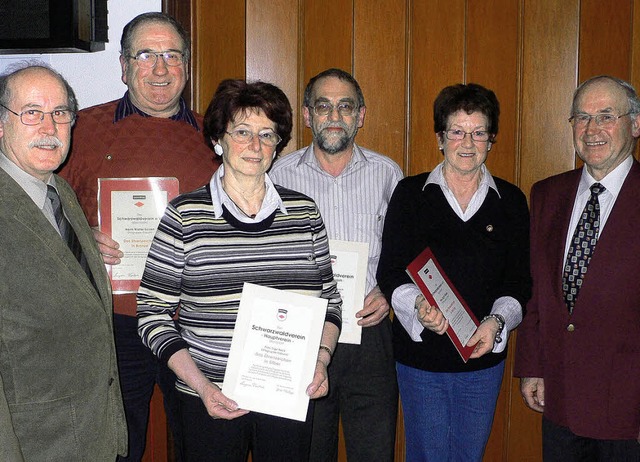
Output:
[633,0,640,97]
[192,0,245,114]
[409,0,465,176]
[467,0,521,184]
[163,0,195,108]
[518,0,579,197]
[300,0,354,147]
[575,0,633,169]
[246,0,300,154]
[578,0,633,82]
[510,1,580,460]
[353,0,407,169]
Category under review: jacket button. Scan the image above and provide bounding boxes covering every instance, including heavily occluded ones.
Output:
[567,323,575,332]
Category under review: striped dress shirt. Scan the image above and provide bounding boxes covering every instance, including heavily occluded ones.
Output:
[269,143,403,294]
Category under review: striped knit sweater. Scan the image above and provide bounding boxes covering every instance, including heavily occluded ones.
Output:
[137,184,342,396]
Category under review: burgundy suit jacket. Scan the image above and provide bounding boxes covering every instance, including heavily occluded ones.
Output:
[515,160,640,440]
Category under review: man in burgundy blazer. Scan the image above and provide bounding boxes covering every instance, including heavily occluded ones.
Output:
[515,75,640,461]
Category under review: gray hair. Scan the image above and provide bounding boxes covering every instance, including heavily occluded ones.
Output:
[572,75,640,116]
[0,61,78,122]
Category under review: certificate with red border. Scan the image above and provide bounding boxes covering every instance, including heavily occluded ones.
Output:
[406,247,479,362]
[98,177,179,293]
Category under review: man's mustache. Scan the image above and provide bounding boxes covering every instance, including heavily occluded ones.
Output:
[29,136,63,148]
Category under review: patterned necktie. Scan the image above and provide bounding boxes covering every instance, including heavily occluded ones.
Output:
[47,185,96,288]
[562,183,605,314]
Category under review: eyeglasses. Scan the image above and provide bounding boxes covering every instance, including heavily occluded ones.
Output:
[310,102,358,117]
[442,129,490,142]
[226,129,282,147]
[569,112,632,128]
[129,50,185,69]
[0,103,75,126]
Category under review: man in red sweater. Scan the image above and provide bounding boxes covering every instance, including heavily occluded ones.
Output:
[58,12,217,461]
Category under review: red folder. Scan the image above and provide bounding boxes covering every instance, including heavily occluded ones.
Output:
[406,247,479,362]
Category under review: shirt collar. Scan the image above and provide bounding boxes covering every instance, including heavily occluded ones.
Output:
[0,150,53,208]
[297,142,367,173]
[424,162,500,197]
[209,164,287,222]
[113,91,200,131]
[578,154,633,199]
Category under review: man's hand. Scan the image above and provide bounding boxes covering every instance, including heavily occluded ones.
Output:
[93,228,123,265]
[520,377,545,412]
[356,286,390,327]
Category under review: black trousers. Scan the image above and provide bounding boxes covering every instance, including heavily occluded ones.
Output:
[309,318,399,462]
[177,391,314,461]
[543,416,640,462]
[114,314,182,462]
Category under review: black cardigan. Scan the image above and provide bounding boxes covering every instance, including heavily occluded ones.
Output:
[377,172,531,372]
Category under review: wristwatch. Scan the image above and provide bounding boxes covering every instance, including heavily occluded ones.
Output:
[481,314,505,344]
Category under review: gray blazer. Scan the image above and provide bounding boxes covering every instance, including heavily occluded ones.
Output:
[0,170,127,461]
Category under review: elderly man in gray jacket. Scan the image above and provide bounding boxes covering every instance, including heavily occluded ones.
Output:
[0,63,127,461]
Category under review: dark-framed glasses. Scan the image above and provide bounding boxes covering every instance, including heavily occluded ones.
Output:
[0,103,76,125]
[443,129,490,142]
[226,129,282,147]
[129,50,184,69]
[310,101,358,117]
[569,112,632,128]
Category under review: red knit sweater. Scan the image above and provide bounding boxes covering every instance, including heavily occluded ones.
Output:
[58,99,219,316]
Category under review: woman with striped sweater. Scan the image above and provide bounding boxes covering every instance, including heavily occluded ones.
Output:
[137,79,341,461]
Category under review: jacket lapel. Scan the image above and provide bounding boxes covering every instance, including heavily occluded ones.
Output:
[1,170,106,305]
[538,170,581,302]
[56,176,111,306]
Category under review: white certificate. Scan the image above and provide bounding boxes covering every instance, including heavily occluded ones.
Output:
[98,177,179,293]
[222,283,327,421]
[109,190,167,281]
[329,240,369,345]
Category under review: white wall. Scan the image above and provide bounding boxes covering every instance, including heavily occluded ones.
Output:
[0,0,161,109]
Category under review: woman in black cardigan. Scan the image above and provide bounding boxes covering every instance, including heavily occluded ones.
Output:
[377,83,531,462]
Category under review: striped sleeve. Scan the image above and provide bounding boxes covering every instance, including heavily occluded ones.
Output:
[137,202,189,361]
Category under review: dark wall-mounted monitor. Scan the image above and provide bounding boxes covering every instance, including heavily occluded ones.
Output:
[0,0,108,54]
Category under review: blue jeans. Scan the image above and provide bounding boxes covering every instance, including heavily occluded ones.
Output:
[397,361,505,462]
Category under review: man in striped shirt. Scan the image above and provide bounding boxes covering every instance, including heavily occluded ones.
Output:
[269,68,403,462]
